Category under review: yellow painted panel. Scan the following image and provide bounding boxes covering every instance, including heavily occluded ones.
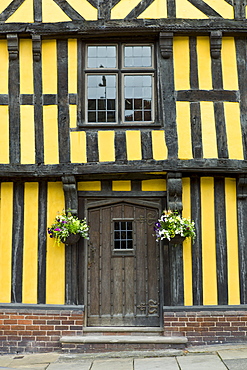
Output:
[20,39,33,94]
[0,106,9,164]
[98,131,115,162]
[126,131,141,160]
[0,1,12,14]
[197,37,212,90]
[20,106,35,164]
[69,105,77,128]
[66,0,97,20]
[42,40,57,94]
[222,38,238,90]
[111,0,140,19]
[22,183,38,304]
[201,177,217,305]
[0,40,8,94]
[0,183,13,303]
[182,178,193,306]
[176,102,193,159]
[46,182,65,304]
[70,131,87,163]
[78,181,101,191]
[203,0,233,19]
[42,0,71,22]
[137,0,167,18]
[68,39,77,94]
[176,0,208,18]
[224,102,244,160]
[152,131,168,160]
[225,178,240,305]
[43,106,59,164]
[174,37,190,90]
[142,179,166,191]
[6,0,33,22]
[201,102,218,158]
[112,181,131,191]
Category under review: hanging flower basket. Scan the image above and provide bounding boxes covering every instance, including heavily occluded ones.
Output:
[163,235,186,244]
[62,233,81,245]
[48,210,89,245]
[154,210,196,244]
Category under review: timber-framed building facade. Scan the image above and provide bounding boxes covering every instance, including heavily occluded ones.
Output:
[0,0,247,353]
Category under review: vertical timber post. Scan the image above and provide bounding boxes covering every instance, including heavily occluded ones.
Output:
[62,176,79,305]
[237,176,247,304]
[166,173,184,306]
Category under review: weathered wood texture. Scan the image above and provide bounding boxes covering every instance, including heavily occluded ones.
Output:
[237,176,247,304]
[38,181,47,304]
[8,34,20,164]
[191,176,203,305]
[11,182,24,303]
[214,177,228,305]
[57,39,70,163]
[87,201,160,326]
[236,38,247,160]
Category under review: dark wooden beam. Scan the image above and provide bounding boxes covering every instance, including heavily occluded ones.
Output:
[0,0,26,22]
[237,175,247,304]
[125,0,155,19]
[214,177,228,305]
[1,19,247,35]
[38,181,47,304]
[53,0,85,21]
[57,39,70,163]
[11,182,24,303]
[177,90,239,102]
[32,35,44,164]
[191,175,203,305]
[187,0,222,17]
[7,33,20,164]
[1,158,247,178]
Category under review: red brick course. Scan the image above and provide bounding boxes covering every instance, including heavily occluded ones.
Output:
[0,307,84,354]
[164,310,247,345]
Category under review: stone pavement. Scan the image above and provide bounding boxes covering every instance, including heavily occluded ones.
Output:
[1,344,247,369]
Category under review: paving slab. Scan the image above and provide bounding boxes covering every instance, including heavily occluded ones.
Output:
[188,344,247,353]
[91,358,133,370]
[10,354,59,366]
[0,356,14,367]
[47,360,92,370]
[223,359,247,370]
[218,349,247,360]
[134,357,179,370]
[177,354,228,370]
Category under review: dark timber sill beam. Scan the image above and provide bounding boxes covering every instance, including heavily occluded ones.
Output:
[0,19,247,35]
[0,159,247,178]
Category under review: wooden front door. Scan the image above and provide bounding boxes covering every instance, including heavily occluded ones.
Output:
[87,200,161,327]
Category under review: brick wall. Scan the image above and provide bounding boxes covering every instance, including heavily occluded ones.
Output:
[164,307,247,346]
[0,304,84,354]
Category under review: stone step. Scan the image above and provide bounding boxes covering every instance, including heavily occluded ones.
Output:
[60,334,188,354]
[83,326,164,336]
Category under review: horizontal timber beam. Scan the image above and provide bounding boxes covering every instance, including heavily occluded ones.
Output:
[0,159,247,179]
[1,19,247,36]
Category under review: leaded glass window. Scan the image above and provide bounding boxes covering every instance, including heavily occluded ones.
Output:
[114,221,133,250]
[85,44,154,125]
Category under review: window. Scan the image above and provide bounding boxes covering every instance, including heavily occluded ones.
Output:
[114,221,133,250]
[84,43,155,125]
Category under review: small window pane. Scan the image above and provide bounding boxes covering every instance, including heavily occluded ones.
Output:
[124,75,153,122]
[114,221,133,250]
[124,46,152,67]
[87,75,116,123]
[88,46,117,68]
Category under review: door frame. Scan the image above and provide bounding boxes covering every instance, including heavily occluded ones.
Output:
[81,196,165,328]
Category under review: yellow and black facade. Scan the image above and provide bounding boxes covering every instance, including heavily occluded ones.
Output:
[0,0,247,351]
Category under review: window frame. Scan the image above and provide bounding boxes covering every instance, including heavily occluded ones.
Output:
[77,40,160,129]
